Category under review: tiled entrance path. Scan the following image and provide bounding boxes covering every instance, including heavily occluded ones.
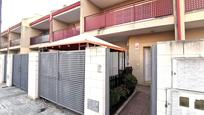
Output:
[119,85,150,115]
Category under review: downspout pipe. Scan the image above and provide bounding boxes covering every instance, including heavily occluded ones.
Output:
[176,0,185,41]
[49,13,53,42]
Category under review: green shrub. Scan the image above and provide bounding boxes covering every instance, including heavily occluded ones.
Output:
[110,88,121,107]
[124,74,137,92]
[110,86,130,107]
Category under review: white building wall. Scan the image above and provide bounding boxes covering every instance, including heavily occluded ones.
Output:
[6,54,13,87]
[28,52,39,99]
[0,54,5,84]
[84,47,109,115]
[156,40,204,115]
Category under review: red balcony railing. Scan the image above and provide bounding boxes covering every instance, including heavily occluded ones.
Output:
[10,39,20,47]
[84,0,173,32]
[53,25,80,41]
[185,0,204,12]
[30,34,49,45]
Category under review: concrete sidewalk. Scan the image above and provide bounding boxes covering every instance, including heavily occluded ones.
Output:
[119,85,150,115]
[0,84,78,115]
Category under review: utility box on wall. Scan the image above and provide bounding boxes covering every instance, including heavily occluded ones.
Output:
[172,58,204,92]
[151,40,204,115]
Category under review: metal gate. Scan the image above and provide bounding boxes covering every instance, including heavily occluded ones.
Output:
[12,54,29,91]
[4,55,7,82]
[39,51,85,114]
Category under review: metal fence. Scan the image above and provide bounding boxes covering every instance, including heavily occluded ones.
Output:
[53,25,80,41]
[39,51,85,114]
[30,34,49,45]
[185,0,204,12]
[12,54,29,91]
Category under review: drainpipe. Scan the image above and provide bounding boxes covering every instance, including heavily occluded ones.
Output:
[175,0,185,40]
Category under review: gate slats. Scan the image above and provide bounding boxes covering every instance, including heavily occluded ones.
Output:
[58,51,85,114]
[20,54,29,91]
[13,55,21,88]
[12,54,29,91]
[39,53,58,103]
[39,51,85,114]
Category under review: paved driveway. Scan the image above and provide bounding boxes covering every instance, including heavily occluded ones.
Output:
[0,84,78,115]
[119,85,150,115]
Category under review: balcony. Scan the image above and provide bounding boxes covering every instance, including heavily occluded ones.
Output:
[185,0,204,12]
[84,0,173,32]
[30,34,49,45]
[53,25,80,41]
[10,39,20,47]
[0,42,8,49]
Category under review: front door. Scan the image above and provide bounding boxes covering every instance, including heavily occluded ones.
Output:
[144,47,152,82]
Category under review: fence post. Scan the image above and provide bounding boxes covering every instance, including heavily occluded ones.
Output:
[6,54,13,87]
[28,52,39,100]
[84,47,110,115]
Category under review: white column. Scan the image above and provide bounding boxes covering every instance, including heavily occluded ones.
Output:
[84,47,110,115]
[28,52,39,100]
[6,54,13,87]
[0,54,5,84]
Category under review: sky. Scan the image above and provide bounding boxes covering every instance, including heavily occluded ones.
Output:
[1,0,79,31]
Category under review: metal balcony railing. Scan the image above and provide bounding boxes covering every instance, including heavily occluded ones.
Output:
[30,34,49,45]
[10,39,20,47]
[185,0,204,12]
[0,42,8,49]
[53,25,80,41]
[84,0,173,32]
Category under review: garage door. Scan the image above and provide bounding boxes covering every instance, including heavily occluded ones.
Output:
[13,54,29,91]
[39,51,85,114]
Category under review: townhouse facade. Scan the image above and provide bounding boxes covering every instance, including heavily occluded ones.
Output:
[80,0,204,85]
[1,0,204,85]
[0,0,204,114]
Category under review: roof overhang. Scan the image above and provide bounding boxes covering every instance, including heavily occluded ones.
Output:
[30,2,80,29]
[30,34,126,51]
[88,0,128,9]
[1,23,21,36]
[53,6,80,23]
[30,16,50,30]
[10,26,21,34]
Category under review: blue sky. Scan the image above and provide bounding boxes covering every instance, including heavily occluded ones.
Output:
[2,0,79,31]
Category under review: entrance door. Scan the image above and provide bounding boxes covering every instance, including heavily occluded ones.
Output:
[144,47,152,82]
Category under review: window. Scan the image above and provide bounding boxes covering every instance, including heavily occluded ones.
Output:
[195,99,204,110]
[180,97,189,107]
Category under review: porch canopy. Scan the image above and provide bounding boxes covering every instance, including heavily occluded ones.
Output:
[30,34,126,51]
